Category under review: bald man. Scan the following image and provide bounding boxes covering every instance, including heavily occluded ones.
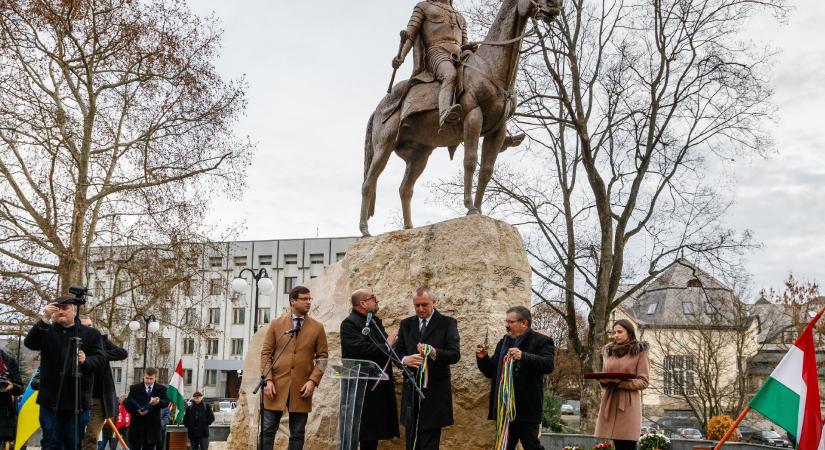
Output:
[339,289,400,450]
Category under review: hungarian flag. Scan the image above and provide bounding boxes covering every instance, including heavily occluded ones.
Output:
[750,308,824,450]
[168,359,186,424]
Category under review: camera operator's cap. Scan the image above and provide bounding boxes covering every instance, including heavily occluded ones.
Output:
[54,295,77,306]
[193,391,203,397]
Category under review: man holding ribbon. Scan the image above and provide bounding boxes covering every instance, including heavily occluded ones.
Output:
[395,287,461,450]
[476,306,555,450]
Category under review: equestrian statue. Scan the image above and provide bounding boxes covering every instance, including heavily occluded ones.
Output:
[359,0,560,236]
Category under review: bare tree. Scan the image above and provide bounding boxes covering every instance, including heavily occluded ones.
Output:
[436,0,787,429]
[0,0,253,325]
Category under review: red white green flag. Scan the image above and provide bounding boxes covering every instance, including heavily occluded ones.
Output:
[168,359,186,424]
[750,308,824,450]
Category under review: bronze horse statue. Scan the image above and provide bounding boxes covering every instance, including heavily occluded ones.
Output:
[359,0,560,236]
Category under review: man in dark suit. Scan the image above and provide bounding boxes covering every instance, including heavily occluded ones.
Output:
[476,306,555,450]
[340,288,400,450]
[124,367,170,450]
[80,316,128,450]
[394,287,460,450]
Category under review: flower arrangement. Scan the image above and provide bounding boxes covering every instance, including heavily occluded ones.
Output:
[640,431,671,450]
[562,445,584,450]
[592,441,615,450]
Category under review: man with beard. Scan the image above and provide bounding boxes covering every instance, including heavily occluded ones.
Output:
[340,289,400,450]
[24,296,106,450]
[476,306,555,450]
[260,286,328,450]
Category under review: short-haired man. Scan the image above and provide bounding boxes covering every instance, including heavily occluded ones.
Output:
[183,391,214,450]
[80,316,128,450]
[24,296,106,450]
[124,367,170,450]
[476,306,555,450]
[340,289,400,450]
[394,288,460,450]
[260,286,329,450]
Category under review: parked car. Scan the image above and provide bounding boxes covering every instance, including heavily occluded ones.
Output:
[560,404,575,415]
[678,428,704,440]
[751,430,792,447]
[738,425,758,442]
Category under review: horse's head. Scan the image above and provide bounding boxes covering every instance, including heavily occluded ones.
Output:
[518,0,561,24]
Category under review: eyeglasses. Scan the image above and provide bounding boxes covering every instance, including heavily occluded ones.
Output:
[505,319,525,325]
[363,295,377,303]
[295,296,312,302]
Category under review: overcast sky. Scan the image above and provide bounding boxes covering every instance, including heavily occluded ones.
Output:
[190,0,824,297]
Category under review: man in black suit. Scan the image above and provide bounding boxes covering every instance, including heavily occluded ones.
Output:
[340,288,400,450]
[124,367,170,450]
[394,287,460,450]
[476,306,555,450]
[80,316,128,450]
[24,295,106,450]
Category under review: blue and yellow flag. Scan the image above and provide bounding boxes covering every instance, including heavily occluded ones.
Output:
[15,371,39,450]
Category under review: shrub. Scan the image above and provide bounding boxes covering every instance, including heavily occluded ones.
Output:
[706,415,737,442]
[639,432,671,450]
[542,388,566,432]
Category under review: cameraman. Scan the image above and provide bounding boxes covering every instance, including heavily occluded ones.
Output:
[24,296,105,450]
[0,344,24,446]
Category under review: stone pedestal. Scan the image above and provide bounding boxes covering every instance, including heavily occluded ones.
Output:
[227,215,531,449]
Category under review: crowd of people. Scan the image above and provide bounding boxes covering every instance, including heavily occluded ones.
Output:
[0,284,650,450]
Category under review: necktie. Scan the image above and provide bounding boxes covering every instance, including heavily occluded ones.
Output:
[419,318,427,334]
[295,317,303,332]
[146,385,151,396]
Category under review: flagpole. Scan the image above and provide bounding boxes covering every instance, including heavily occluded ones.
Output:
[107,418,130,450]
[712,406,750,450]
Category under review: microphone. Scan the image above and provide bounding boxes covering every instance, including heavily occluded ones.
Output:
[361,312,374,335]
[284,328,300,335]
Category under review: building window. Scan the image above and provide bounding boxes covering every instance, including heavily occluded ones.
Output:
[94,280,106,297]
[93,259,106,270]
[336,252,346,262]
[183,338,195,354]
[183,369,193,385]
[135,339,145,356]
[187,257,199,268]
[209,279,223,296]
[158,368,169,383]
[209,256,223,268]
[206,339,219,355]
[158,338,170,354]
[284,277,297,294]
[310,253,324,264]
[180,279,193,297]
[284,254,298,265]
[112,367,122,383]
[204,369,217,386]
[259,255,273,266]
[257,308,271,325]
[647,303,657,315]
[234,256,247,267]
[682,302,695,315]
[208,308,221,325]
[233,307,245,325]
[231,338,244,355]
[133,368,145,383]
[664,355,697,396]
[184,308,197,326]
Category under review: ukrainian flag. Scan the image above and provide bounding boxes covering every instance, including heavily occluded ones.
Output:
[15,372,39,450]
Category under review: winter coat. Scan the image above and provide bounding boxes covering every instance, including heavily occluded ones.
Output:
[124,382,170,445]
[183,401,214,438]
[340,310,400,441]
[23,320,105,411]
[594,341,650,442]
[259,314,328,412]
[0,349,24,439]
[93,336,128,419]
[477,329,555,424]
[394,310,461,430]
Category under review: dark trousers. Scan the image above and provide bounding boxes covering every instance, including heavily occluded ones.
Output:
[506,422,544,450]
[40,407,91,450]
[189,437,209,450]
[128,445,158,450]
[262,409,308,450]
[359,441,378,450]
[614,440,638,450]
[404,426,441,450]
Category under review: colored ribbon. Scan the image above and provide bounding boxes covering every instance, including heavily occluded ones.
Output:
[494,354,517,450]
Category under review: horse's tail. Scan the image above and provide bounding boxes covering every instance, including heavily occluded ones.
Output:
[364,112,374,183]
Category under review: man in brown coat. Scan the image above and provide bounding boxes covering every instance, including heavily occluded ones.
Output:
[260,286,328,450]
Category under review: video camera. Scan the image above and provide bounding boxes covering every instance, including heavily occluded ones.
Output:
[68,285,91,305]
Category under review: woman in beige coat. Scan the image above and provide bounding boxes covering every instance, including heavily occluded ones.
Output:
[594,319,650,450]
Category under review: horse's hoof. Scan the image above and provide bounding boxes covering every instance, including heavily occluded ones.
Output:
[466,208,481,216]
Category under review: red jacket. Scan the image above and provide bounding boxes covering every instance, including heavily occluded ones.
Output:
[116,404,131,429]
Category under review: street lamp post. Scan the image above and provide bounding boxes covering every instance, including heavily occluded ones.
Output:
[129,313,160,370]
[231,268,275,333]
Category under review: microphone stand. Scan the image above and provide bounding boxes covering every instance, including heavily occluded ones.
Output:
[255,330,297,450]
[363,317,425,399]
